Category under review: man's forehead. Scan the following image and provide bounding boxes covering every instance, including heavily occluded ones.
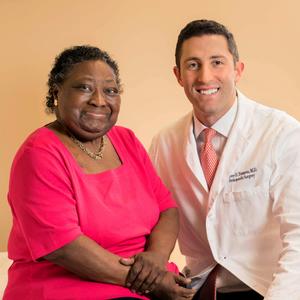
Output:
[182,34,228,48]
[180,35,232,57]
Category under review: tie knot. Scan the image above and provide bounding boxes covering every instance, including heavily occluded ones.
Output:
[202,128,216,143]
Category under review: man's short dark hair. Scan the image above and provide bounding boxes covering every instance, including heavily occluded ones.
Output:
[175,19,239,68]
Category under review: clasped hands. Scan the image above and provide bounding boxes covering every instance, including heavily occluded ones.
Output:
[119,251,195,299]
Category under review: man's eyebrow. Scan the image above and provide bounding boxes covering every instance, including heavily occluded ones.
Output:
[210,55,227,59]
[183,55,227,63]
[183,57,201,63]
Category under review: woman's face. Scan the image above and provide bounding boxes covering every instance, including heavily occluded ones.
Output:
[55,60,121,140]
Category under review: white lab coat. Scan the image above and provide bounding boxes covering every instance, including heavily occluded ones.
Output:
[149,92,300,299]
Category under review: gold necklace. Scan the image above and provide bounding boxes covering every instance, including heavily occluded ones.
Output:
[55,121,106,160]
[70,135,105,160]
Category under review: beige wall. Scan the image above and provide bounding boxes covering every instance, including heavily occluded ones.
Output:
[1,0,300,269]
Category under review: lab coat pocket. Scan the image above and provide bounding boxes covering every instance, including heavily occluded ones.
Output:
[222,186,269,235]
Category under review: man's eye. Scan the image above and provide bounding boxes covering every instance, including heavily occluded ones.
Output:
[212,60,223,66]
[187,62,199,70]
[105,88,120,96]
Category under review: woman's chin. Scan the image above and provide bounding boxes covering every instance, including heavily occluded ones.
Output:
[78,125,111,138]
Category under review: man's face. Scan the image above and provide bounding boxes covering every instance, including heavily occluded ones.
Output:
[174,34,244,126]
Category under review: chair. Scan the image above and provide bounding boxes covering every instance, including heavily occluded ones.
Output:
[0,252,11,299]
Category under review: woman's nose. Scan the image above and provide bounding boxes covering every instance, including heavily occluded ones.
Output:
[90,89,106,106]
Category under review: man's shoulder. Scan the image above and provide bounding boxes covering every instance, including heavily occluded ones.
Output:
[238,92,300,131]
[153,111,193,142]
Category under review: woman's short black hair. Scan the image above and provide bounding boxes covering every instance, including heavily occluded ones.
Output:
[46,45,121,113]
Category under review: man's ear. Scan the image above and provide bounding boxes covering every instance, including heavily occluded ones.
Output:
[173,66,184,87]
[234,61,244,84]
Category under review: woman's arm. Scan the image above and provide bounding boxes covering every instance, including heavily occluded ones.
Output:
[44,234,130,286]
[44,218,194,300]
[146,207,179,259]
[119,131,185,295]
[120,207,181,294]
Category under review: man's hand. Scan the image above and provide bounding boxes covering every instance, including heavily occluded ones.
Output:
[120,251,167,294]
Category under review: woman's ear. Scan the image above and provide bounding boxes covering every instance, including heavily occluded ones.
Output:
[52,84,60,100]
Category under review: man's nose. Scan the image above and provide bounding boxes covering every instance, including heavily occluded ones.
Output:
[197,65,213,83]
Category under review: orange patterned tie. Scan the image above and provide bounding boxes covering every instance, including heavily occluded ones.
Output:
[200,128,219,189]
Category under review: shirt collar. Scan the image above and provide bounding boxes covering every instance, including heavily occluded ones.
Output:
[193,97,238,139]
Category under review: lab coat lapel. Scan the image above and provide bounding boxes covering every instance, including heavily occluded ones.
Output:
[183,113,209,192]
[210,92,253,195]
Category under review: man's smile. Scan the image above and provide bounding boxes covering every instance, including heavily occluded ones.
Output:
[195,87,220,95]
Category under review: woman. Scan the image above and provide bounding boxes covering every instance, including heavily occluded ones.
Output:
[4,46,195,300]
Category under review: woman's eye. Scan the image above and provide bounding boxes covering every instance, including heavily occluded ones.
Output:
[77,84,92,92]
[105,87,120,96]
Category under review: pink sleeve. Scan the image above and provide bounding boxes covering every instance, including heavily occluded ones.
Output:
[8,146,82,260]
[129,130,177,212]
[166,262,180,274]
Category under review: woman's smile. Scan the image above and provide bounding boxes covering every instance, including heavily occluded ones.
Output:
[84,110,109,119]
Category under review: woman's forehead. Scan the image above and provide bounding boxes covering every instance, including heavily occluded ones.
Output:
[64,60,116,81]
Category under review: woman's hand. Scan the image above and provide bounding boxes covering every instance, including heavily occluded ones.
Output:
[120,251,167,294]
[150,271,195,300]
[120,207,181,295]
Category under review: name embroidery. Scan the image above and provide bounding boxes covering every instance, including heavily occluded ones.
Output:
[229,167,257,182]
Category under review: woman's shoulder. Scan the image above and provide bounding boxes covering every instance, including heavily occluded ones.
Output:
[108,125,147,158]
[13,127,66,165]
[108,125,138,143]
[17,127,62,152]
[9,127,75,184]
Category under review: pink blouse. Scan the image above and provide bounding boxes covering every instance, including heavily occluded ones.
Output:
[4,126,177,300]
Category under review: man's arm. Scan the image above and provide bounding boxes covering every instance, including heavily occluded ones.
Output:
[264,127,300,299]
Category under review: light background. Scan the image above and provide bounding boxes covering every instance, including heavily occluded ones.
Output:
[1,0,300,269]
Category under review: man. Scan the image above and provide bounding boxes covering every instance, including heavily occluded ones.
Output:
[149,20,300,299]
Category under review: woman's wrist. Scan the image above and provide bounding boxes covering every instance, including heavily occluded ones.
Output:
[144,248,170,265]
